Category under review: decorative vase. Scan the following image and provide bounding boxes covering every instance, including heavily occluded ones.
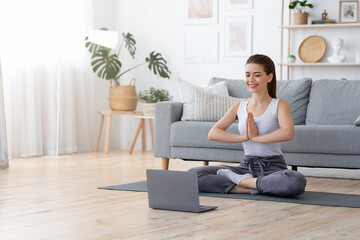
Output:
[287,55,296,63]
[108,79,138,111]
[141,103,156,116]
[294,13,308,25]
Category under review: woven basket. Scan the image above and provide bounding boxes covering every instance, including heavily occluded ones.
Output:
[298,35,327,63]
[294,13,308,25]
[108,79,138,111]
[141,103,156,116]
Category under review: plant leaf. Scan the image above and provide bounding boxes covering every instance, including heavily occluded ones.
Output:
[288,0,313,11]
[289,1,299,9]
[122,32,136,59]
[85,29,111,56]
[145,51,171,79]
[138,87,173,103]
[91,49,122,80]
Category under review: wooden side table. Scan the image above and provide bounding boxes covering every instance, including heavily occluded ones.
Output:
[129,115,155,154]
[95,110,143,154]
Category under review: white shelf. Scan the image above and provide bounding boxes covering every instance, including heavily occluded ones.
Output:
[279,63,360,67]
[135,115,155,119]
[279,23,360,30]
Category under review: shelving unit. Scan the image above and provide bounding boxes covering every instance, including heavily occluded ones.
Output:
[280,23,360,29]
[279,0,360,80]
[279,63,360,67]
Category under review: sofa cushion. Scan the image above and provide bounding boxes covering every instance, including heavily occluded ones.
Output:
[282,125,360,154]
[277,78,312,125]
[170,121,243,150]
[209,77,312,125]
[306,79,360,125]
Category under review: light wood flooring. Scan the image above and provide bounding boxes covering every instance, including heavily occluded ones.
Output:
[1,151,360,240]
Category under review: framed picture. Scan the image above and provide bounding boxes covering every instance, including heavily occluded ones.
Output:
[185,0,218,24]
[225,16,252,57]
[339,0,359,23]
[184,33,218,63]
[226,0,253,10]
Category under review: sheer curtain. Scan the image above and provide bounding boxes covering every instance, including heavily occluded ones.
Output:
[0,61,8,168]
[0,0,96,158]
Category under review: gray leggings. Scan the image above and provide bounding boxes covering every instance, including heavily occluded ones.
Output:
[188,155,306,197]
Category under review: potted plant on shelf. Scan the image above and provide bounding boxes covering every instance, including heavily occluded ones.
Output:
[85,28,171,111]
[138,87,173,116]
[289,0,314,25]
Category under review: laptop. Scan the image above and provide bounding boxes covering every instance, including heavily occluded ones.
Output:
[146,169,217,213]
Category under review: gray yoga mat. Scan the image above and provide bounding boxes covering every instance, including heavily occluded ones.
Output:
[99,181,360,208]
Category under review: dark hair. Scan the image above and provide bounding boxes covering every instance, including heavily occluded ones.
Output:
[246,54,277,98]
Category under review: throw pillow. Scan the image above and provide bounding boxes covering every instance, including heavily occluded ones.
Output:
[355,115,360,126]
[194,90,249,122]
[178,78,229,121]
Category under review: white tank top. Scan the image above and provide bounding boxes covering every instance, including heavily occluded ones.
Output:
[237,98,283,157]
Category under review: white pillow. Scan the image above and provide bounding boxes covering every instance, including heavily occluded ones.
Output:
[194,90,249,122]
[178,78,229,121]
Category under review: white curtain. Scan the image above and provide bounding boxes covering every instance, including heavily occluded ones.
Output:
[0,0,96,158]
[0,60,8,168]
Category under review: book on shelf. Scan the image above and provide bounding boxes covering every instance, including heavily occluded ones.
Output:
[311,19,336,24]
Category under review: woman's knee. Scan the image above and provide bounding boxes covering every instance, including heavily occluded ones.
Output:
[259,170,307,197]
[188,166,200,172]
[188,165,228,177]
[281,170,307,196]
[188,166,213,178]
[188,166,205,174]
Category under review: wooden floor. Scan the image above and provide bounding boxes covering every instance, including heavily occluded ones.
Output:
[1,151,360,240]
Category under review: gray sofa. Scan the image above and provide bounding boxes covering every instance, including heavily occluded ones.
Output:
[154,78,360,171]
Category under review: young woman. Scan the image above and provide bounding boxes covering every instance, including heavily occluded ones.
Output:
[189,54,306,197]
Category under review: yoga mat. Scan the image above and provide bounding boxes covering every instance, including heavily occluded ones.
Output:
[99,181,360,208]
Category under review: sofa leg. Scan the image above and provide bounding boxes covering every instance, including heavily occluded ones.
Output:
[162,158,169,170]
[203,161,209,166]
[292,166,298,171]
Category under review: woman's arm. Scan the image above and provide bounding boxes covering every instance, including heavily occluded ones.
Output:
[249,99,294,143]
[208,102,249,143]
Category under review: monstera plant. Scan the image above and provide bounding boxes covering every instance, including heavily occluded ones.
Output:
[85,28,171,111]
[85,28,171,84]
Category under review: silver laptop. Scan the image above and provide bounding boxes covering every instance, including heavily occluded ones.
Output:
[146,169,217,213]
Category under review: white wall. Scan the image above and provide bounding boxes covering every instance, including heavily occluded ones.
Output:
[115,0,283,97]
[92,0,360,151]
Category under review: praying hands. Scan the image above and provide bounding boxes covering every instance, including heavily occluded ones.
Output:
[246,112,258,141]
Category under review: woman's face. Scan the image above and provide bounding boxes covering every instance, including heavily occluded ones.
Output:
[245,63,273,94]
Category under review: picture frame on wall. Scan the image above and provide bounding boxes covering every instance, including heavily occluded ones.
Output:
[339,0,359,23]
[226,0,253,10]
[185,0,218,24]
[184,33,218,63]
[225,16,252,57]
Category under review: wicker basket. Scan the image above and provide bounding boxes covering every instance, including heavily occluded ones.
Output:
[141,103,156,116]
[298,35,327,63]
[108,79,138,111]
[294,13,308,25]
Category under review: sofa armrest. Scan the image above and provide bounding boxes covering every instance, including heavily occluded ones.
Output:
[154,101,183,158]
